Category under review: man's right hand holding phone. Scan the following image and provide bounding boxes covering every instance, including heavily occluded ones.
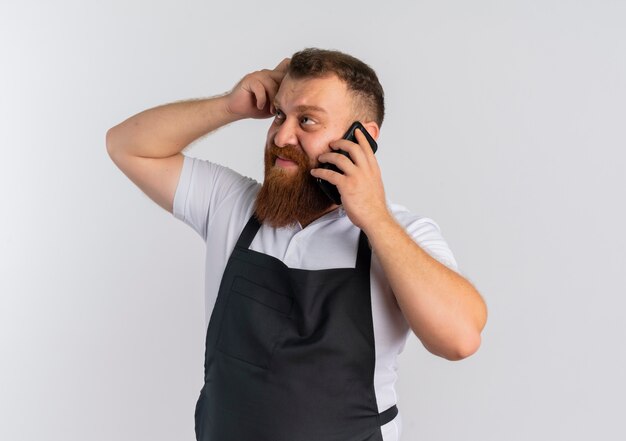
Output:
[316,121,378,206]
[312,124,388,232]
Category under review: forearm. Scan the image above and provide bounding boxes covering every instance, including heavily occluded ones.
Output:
[363,213,487,361]
[106,94,241,158]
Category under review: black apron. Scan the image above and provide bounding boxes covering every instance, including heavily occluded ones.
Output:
[194,215,398,441]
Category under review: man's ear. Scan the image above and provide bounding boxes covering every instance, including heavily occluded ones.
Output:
[362,121,380,141]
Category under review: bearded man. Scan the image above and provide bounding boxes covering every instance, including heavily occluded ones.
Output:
[106,48,487,441]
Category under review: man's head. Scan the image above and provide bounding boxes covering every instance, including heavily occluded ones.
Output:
[286,48,385,127]
[254,48,385,228]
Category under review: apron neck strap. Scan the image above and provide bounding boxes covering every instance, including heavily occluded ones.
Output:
[236,215,262,249]
[355,230,372,272]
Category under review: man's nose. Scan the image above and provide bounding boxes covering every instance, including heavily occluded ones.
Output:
[273,120,298,148]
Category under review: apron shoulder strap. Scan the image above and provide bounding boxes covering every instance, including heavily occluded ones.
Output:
[355,230,372,272]
[236,215,262,249]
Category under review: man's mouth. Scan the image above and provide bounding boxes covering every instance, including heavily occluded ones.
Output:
[275,156,298,168]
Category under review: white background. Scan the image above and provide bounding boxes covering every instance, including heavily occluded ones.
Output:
[1,1,625,440]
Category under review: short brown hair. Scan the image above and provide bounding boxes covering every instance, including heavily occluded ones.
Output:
[287,48,385,127]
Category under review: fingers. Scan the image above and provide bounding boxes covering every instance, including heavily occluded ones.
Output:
[274,57,291,72]
[354,128,376,159]
[249,59,289,111]
[227,58,290,118]
[267,58,291,102]
[354,128,378,169]
[319,128,381,180]
[317,150,356,174]
[310,167,342,185]
[256,74,280,110]
[328,132,367,167]
[245,70,282,111]
[249,79,269,110]
[267,68,287,85]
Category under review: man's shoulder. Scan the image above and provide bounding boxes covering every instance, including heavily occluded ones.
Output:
[182,154,261,207]
[387,200,426,222]
[386,200,459,271]
[183,155,260,187]
[174,155,261,239]
[386,200,445,235]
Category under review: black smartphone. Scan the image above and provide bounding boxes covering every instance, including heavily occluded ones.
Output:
[316,121,378,205]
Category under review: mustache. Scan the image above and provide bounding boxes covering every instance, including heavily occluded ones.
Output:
[267,144,312,168]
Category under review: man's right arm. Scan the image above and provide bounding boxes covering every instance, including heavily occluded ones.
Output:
[105,58,290,214]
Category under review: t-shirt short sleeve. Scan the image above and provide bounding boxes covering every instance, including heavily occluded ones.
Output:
[390,203,460,273]
[172,154,259,241]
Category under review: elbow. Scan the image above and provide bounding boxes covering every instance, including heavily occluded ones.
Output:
[448,332,482,361]
[106,126,130,163]
[425,331,483,362]
[447,291,488,361]
[419,292,488,361]
[105,127,119,155]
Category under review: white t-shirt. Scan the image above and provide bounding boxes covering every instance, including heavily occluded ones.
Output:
[172,154,459,441]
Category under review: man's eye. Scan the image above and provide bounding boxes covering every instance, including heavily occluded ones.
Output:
[274,110,285,122]
[300,116,314,125]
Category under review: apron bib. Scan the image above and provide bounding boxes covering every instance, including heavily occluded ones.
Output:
[195,215,398,441]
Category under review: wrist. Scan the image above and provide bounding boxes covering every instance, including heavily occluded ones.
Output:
[214,94,245,124]
[360,206,395,237]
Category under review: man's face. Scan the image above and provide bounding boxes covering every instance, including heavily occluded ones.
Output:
[267,73,355,169]
[255,74,355,227]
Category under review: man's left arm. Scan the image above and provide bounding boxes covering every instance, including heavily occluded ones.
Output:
[312,128,488,361]
[363,214,487,361]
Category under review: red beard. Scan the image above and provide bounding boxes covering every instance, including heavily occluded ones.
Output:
[254,143,333,228]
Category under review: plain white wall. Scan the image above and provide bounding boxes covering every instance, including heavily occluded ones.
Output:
[2,1,624,440]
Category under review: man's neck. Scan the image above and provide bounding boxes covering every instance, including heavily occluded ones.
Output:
[298,203,341,228]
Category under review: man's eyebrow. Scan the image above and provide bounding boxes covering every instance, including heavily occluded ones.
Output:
[295,105,327,113]
[273,102,327,114]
